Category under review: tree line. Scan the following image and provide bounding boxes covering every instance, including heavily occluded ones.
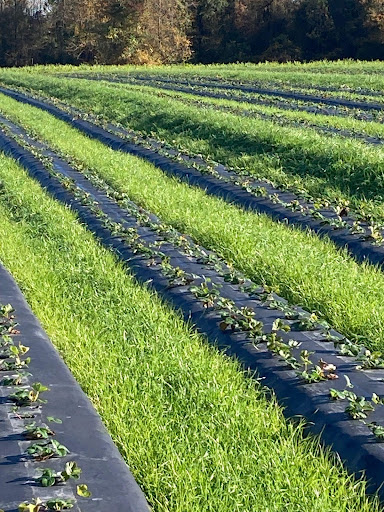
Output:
[0,0,383,67]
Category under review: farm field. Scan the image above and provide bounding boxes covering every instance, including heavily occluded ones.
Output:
[2,61,384,511]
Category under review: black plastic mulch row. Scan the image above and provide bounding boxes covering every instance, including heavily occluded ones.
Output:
[0,270,150,510]
[129,75,384,112]
[2,128,384,498]
[64,74,363,119]
[65,75,384,145]
[1,86,384,269]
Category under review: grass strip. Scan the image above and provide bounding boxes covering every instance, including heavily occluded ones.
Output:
[77,77,384,139]
[3,72,384,222]
[3,94,384,353]
[0,154,380,512]
[45,62,384,94]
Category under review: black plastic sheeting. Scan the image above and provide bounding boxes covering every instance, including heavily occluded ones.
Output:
[65,74,365,119]
[0,270,150,511]
[2,127,384,499]
[68,75,384,146]
[128,75,384,111]
[1,86,384,269]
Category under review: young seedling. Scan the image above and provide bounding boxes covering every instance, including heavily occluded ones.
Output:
[291,312,329,332]
[1,370,31,386]
[367,422,384,441]
[25,422,55,440]
[26,439,70,461]
[271,318,291,333]
[265,334,301,369]
[0,343,31,371]
[329,378,380,420]
[356,349,384,370]
[10,382,49,407]
[222,267,245,285]
[37,461,82,487]
[161,259,196,287]
[190,278,221,308]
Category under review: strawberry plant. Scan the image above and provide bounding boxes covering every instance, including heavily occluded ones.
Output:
[25,422,54,440]
[0,335,14,348]
[268,301,298,320]
[45,498,74,511]
[190,278,221,308]
[0,342,30,371]
[271,318,291,333]
[196,252,223,272]
[346,396,375,419]
[291,312,328,332]
[219,305,263,337]
[367,422,384,441]
[356,349,384,369]
[256,285,278,303]
[297,365,326,383]
[222,267,245,285]
[265,334,301,369]
[0,303,14,318]
[329,380,380,420]
[37,461,82,487]
[77,484,92,497]
[10,382,49,406]
[1,370,31,386]
[161,259,196,287]
[364,224,384,245]
[26,439,70,460]
[18,498,74,512]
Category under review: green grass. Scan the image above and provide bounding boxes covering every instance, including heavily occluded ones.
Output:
[0,154,379,512]
[20,60,384,91]
[86,78,384,139]
[4,93,384,354]
[3,71,384,222]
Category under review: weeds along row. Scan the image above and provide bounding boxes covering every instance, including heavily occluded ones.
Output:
[1,112,384,507]
[0,155,379,512]
[3,92,384,359]
[3,74,384,226]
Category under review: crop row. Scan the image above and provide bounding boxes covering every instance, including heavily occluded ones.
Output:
[73,72,384,111]
[0,147,379,512]
[0,302,90,511]
[117,73,384,105]
[74,63,384,96]
[3,113,384,499]
[67,73,383,121]
[137,86,384,144]
[3,98,381,267]
[2,76,384,226]
[4,89,384,365]
[0,251,149,512]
